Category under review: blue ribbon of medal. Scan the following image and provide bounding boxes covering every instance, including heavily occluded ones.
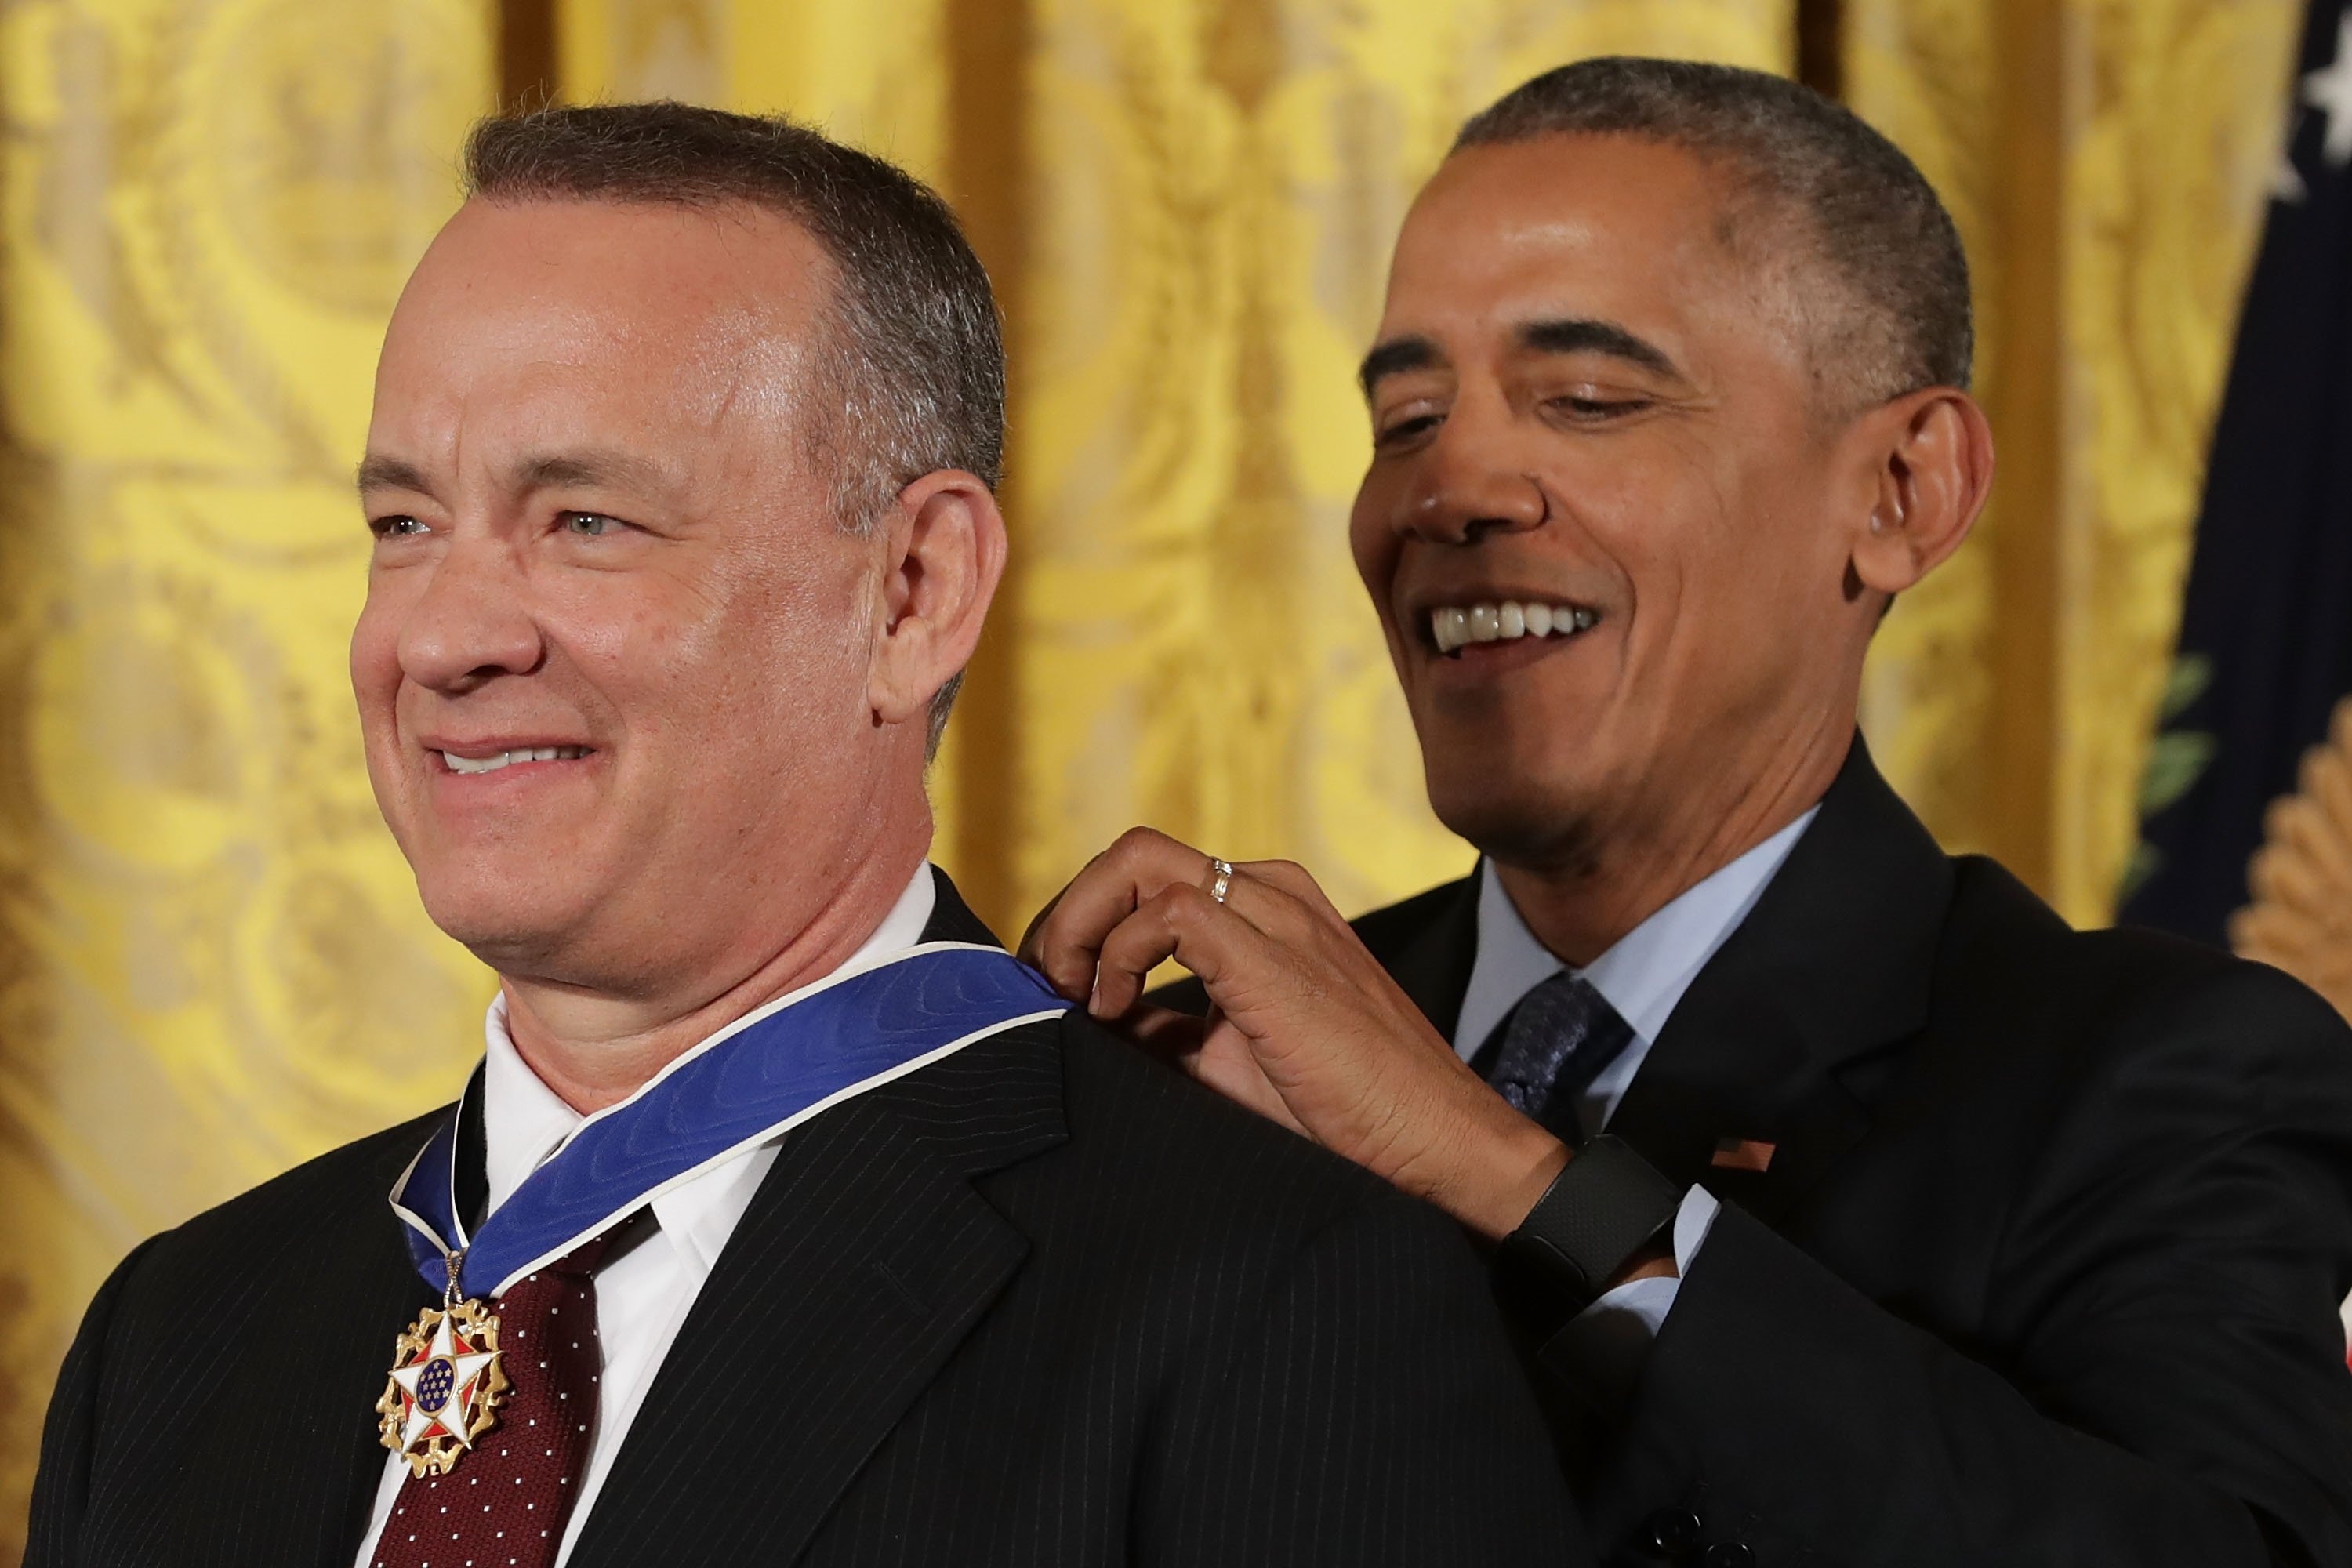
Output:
[388,942,1068,1299]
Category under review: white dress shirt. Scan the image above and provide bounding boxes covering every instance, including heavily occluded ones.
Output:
[354,865,938,1568]
[1452,811,1817,1381]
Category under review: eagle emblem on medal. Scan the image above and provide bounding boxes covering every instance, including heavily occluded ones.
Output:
[377,1298,509,1475]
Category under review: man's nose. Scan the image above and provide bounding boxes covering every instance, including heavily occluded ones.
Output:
[1396,419,1546,546]
[396,535,545,691]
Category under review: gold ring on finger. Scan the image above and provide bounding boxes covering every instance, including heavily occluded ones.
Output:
[1207,857,1236,906]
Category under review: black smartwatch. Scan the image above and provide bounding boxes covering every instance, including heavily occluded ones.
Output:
[1494,1134,1684,1317]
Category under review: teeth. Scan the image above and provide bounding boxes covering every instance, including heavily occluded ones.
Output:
[1427,600,1599,654]
[441,746,589,775]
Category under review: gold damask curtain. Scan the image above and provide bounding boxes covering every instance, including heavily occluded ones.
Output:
[0,0,2307,1553]
[1849,0,2302,923]
[0,0,496,1547]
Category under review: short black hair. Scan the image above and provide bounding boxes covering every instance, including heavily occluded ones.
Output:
[462,102,1004,749]
[1457,57,1971,408]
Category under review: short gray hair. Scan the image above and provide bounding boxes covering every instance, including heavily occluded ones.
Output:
[463,103,1004,753]
[1457,57,1972,409]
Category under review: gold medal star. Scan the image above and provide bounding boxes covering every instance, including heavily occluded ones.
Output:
[388,1308,502,1457]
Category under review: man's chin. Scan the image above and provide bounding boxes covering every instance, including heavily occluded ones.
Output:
[416,884,597,975]
[1425,774,1606,879]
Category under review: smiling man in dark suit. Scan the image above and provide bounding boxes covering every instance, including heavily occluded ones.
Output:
[24,104,1588,1568]
[1026,58,2352,1566]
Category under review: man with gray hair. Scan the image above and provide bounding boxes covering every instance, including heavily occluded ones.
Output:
[1029,57,2352,1566]
[24,103,1589,1567]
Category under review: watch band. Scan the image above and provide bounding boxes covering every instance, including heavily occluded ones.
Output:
[1496,1134,1684,1316]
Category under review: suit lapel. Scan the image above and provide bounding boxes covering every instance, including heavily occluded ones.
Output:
[1607,982,1878,1226]
[1606,739,1954,1225]
[151,1131,434,1566]
[569,876,1067,1566]
[278,1211,423,1565]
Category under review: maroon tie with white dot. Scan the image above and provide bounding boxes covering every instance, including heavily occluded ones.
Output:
[373,1236,614,1568]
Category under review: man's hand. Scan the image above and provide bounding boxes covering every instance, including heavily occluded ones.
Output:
[1020,828,1570,1242]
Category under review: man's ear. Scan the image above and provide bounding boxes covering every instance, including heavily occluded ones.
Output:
[1847,387,1996,597]
[866,468,1007,729]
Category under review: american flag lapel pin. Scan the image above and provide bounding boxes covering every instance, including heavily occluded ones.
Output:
[1711,1137,1777,1174]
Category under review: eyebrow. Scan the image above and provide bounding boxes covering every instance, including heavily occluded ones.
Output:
[513,450,679,498]
[1357,317,1684,401]
[353,449,681,501]
[1516,318,1681,379]
[355,453,430,496]
[1358,337,1443,401]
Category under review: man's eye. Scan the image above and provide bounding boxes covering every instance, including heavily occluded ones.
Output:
[370,515,428,539]
[562,511,624,537]
[1550,394,1651,421]
[1375,414,1443,448]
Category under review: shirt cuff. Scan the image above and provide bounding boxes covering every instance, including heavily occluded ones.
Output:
[1544,1185,1720,1399]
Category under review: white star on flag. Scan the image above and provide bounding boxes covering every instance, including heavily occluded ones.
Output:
[389,1311,499,1453]
[2305,10,2352,168]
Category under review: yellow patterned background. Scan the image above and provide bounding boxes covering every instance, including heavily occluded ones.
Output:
[0,0,2307,1552]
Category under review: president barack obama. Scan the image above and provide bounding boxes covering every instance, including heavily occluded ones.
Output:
[1030,57,2352,1567]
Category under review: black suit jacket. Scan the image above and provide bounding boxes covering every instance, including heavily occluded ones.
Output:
[1349,742,2352,1566]
[27,876,1590,1567]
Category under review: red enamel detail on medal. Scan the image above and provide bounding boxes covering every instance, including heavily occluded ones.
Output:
[376,1296,509,1476]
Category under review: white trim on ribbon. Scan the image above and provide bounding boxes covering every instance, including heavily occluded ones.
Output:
[386,942,1060,1300]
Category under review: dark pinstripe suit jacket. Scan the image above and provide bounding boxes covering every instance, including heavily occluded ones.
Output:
[27,877,1592,1566]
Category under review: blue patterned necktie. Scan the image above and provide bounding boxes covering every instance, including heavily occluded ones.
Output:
[1483,970,1637,1145]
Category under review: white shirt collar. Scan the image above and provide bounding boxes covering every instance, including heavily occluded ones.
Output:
[477,862,940,1272]
[1452,809,1817,1072]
